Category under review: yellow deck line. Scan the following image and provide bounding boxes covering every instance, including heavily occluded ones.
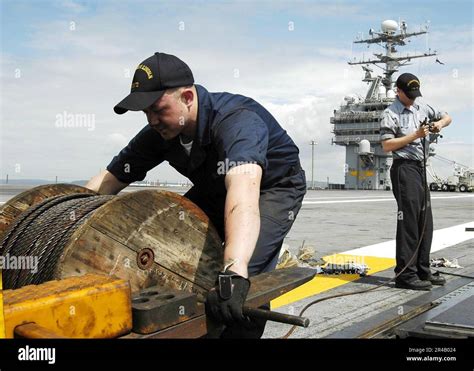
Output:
[271,254,396,309]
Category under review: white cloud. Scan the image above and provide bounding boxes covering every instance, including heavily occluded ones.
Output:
[105,133,128,152]
[266,1,368,19]
[0,4,472,185]
[61,0,88,13]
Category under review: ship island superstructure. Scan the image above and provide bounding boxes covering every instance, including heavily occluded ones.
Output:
[331,20,438,190]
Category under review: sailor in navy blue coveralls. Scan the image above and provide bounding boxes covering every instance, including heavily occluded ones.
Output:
[108,84,306,276]
[100,53,306,338]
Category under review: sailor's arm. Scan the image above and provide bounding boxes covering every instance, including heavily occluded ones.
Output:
[85,170,129,195]
[431,114,452,133]
[87,125,165,195]
[380,108,431,153]
[222,163,262,278]
[382,126,429,153]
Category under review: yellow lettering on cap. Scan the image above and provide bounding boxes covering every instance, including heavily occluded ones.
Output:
[131,81,140,89]
[407,79,420,87]
[136,64,154,79]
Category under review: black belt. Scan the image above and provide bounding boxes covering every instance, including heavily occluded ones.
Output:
[393,158,424,167]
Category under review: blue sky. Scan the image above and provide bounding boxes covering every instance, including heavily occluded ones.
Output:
[1,0,472,183]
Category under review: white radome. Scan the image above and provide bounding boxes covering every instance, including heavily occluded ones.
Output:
[381,20,399,33]
[386,89,396,99]
[359,139,372,155]
[378,86,386,99]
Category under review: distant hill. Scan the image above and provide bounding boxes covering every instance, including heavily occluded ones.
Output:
[0,179,88,186]
[1,178,343,189]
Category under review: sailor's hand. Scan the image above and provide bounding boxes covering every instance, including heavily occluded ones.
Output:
[431,121,443,133]
[205,270,251,325]
[415,125,430,138]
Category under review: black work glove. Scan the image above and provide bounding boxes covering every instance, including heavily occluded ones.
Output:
[205,270,251,325]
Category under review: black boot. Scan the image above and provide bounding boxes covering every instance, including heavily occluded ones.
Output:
[395,278,432,291]
[419,273,446,286]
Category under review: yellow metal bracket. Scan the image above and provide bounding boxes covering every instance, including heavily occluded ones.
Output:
[3,274,132,338]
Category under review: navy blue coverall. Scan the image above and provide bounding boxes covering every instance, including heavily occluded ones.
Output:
[107,85,306,337]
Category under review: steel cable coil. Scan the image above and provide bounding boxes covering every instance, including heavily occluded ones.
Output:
[1,193,114,289]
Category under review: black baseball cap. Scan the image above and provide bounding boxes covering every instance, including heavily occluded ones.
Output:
[396,73,422,99]
[114,52,194,114]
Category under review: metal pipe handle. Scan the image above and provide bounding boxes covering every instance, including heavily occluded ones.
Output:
[243,306,309,328]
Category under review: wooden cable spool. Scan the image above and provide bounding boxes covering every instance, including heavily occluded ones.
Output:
[0,184,96,236]
[0,185,223,300]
